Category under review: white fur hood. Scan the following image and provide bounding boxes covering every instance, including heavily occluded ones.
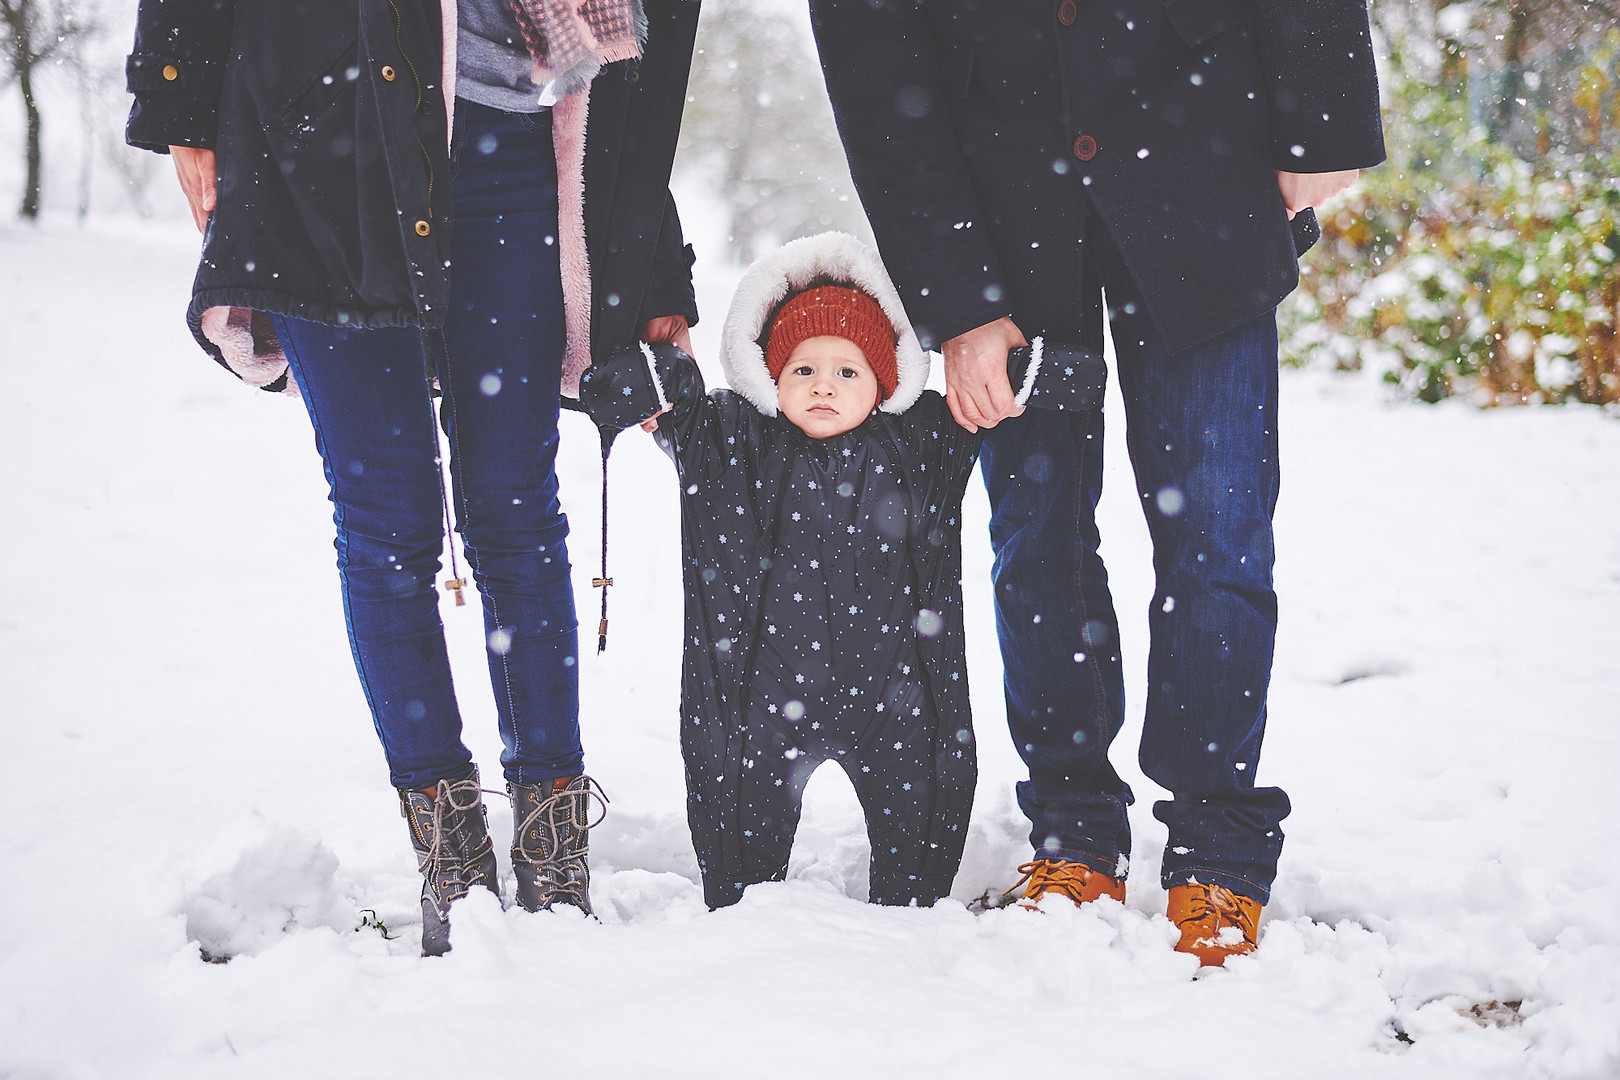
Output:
[719,231,930,417]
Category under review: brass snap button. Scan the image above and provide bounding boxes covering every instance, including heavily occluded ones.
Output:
[381,65,397,82]
[414,219,431,236]
[162,64,179,81]
[1073,133,1097,161]
[1058,0,1077,26]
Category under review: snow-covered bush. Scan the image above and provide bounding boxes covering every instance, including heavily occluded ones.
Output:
[1283,20,1620,407]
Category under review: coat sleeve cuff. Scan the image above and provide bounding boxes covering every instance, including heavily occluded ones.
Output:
[639,196,700,327]
[125,52,222,152]
[637,243,700,326]
[1269,129,1387,174]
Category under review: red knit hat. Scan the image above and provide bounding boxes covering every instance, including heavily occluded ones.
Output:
[765,285,899,402]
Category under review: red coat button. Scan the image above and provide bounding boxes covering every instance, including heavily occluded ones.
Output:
[1073,133,1097,161]
[1058,0,1077,25]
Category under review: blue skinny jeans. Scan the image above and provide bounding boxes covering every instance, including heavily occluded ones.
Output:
[271,102,582,791]
[980,217,1291,903]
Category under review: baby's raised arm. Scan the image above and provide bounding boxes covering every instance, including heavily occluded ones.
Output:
[579,342,698,434]
[579,342,763,484]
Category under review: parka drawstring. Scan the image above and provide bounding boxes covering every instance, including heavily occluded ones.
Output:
[423,321,617,647]
[421,333,468,607]
[593,426,615,652]
[438,462,468,608]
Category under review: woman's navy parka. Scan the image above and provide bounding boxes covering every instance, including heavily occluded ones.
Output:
[126,0,699,392]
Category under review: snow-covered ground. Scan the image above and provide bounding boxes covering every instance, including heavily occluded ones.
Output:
[2,216,1617,1079]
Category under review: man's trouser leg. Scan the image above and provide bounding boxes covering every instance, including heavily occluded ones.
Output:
[1095,224,1291,903]
[982,399,1135,880]
[983,220,1292,901]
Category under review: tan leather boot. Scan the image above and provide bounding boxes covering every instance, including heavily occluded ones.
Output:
[1001,858,1126,910]
[1167,882,1261,966]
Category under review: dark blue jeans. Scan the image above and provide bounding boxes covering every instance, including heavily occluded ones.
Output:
[980,219,1290,903]
[271,102,582,791]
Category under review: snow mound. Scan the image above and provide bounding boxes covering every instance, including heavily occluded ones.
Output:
[181,822,358,962]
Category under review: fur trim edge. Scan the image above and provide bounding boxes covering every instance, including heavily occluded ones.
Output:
[1013,336,1043,408]
[719,231,930,417]
[199,306,298,395]
[555,86,593,398]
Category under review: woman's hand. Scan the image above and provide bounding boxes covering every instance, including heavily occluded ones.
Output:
[639,315,692,356]
[1276,169,1359,220]
[636,316,691,432]
[169,146,218,233]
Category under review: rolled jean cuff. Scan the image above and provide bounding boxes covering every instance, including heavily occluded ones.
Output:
[505,761,584,788]
[1035,846,1125,881]
[393,760,480,792]
[1161,866,1270,905]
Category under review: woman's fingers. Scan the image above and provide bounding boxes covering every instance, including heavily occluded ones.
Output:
[169,146,218,233]
[639,315,693,357]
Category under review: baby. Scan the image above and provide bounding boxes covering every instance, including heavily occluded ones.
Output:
[581,233,1100,908]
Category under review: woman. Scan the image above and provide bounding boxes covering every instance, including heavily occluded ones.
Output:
[125,0,700,955]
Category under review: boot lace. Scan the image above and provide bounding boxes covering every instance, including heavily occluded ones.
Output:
[1000,859,1103,907]
[514,777,609,908]
[415,776,490,916]
[1176,883,1257,945]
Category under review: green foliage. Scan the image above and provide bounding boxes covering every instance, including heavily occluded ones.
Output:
[357,908,393,940]
[1282,25,1620,407]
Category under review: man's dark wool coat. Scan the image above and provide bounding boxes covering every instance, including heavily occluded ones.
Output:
[126,0,698,388]
[808,0,1386,355]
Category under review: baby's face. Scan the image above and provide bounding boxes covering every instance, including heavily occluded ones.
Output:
[776,336,880,439]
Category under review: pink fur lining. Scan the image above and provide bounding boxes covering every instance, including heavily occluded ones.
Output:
[553,86,593,398]
[441,0,458,153]
[199,306,297,394]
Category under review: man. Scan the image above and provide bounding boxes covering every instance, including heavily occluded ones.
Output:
[809,0,1383,964]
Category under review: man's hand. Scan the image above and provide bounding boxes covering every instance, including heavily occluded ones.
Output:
[169,146,217,233]
[1276,169,1359,220]
[636,316,691,431]
[943,316,1027,432]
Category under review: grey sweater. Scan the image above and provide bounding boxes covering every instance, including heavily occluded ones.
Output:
[457,0,547,113]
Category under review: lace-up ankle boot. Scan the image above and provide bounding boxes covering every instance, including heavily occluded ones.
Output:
[399,770,501,957]
[509,775,604,915]
[1000,858,1126,911]
[1167,881,1262,967]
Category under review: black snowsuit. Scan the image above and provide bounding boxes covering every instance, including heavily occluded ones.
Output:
[587,346,979,907]
[582,342,1100,908]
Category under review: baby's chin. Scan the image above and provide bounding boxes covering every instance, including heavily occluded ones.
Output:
[782,408,864,439]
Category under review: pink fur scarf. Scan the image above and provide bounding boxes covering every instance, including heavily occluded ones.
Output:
[507,0,648,98]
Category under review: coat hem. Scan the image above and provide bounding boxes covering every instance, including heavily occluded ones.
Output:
[187,288,434,392]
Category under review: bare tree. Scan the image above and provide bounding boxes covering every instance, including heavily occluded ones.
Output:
[1,0,95,219]
[678,0,869,262]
